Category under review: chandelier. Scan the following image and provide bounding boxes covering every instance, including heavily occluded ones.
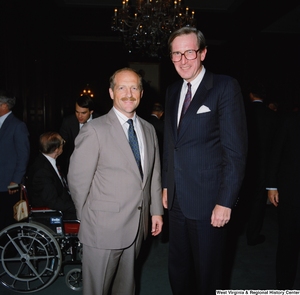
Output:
[111,0,197,58]
[80,84,94,98]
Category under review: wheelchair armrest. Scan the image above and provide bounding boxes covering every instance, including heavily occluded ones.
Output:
[30,207,58,213]
[63,220,80,234]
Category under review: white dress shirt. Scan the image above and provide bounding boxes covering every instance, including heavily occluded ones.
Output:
[177,66,206,126]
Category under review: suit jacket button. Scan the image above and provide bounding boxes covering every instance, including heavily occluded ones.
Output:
[138,206,142,210]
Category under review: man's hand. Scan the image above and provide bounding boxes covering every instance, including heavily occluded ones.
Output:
[162,188,168,209]
[151,215,163,236]
[211,204,231,227]
[268,189,279,207]
[8,182,19,195]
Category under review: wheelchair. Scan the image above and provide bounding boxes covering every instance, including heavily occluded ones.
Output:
[0,185,82,293]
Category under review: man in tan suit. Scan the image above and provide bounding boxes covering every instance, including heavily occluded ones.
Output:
[68,68,163,295]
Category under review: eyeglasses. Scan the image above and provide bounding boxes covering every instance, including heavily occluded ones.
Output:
[170,49,200,62]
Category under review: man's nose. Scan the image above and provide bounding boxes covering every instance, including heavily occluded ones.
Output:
[180,54,187,64]
[126,88,132,97]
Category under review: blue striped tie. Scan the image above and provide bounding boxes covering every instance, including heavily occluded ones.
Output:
[127,119,143,179]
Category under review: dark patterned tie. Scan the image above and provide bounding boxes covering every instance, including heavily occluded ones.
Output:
[178,82,192,130]
[181,82,192,117]
[127,119,143,179]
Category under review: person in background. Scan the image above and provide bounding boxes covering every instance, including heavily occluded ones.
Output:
[244,83,277,246]
[147,102,164,160]
[27,131,76,220]
[0,90,30,231]
[147,102,168,242]
[267,110,300,289]
[58,95,99,175]
[162,27,247,294]
[68,68,163,295]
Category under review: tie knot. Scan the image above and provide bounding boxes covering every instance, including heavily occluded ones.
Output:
[127,119,134,127]
[187,82,191,89]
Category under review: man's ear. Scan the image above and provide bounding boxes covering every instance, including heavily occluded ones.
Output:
[109,88,114,100]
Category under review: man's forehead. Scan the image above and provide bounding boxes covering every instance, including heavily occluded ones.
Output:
[75,105,89,112]
[115,71,138,82]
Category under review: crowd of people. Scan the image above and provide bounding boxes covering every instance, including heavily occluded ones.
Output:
[0,26,299,294]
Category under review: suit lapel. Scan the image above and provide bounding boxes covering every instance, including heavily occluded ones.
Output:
[168,82,182,142]
[138,117,151,185]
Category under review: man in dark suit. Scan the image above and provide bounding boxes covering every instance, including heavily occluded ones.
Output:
[267,111,300,289]
[244,84,278,245]
[147,102,164,160]
[58,95,99,175]
[162,27,247,294]
[27,131,76,220]
[0,90,30,231]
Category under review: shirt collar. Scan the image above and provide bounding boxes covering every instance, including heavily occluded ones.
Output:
[113,107,137,125]
[87,114,93,122]
[43,153,56,166]
[183,66,206,89]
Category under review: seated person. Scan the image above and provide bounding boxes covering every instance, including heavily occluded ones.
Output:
[27,131,77,220]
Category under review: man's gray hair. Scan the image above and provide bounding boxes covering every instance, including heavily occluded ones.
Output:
[0,90,16,110]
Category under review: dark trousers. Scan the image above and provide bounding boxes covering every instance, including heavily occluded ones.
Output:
[246,181,267,243]
[276,204,300,289]
[0,190,19,231]
[168,197,227,295]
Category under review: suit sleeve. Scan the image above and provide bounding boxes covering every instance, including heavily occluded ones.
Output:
[149,125,164,216]
[217,78,248,207]
[58,117,75,174]
[266,119,287,188]
[68,124,100,220]
[59,118,70,142]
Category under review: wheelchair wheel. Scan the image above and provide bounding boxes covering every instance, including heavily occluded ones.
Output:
[65,268,82,291]
[0,222,62,293]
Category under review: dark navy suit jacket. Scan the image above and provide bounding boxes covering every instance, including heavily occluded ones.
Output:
[0,113,30,191]
[162,71,248,220]
[267,112,300,209]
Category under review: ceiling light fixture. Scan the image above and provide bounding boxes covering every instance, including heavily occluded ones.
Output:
[111,0,197,58]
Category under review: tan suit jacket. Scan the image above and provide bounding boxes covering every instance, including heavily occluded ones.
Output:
[68,108,163,250]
